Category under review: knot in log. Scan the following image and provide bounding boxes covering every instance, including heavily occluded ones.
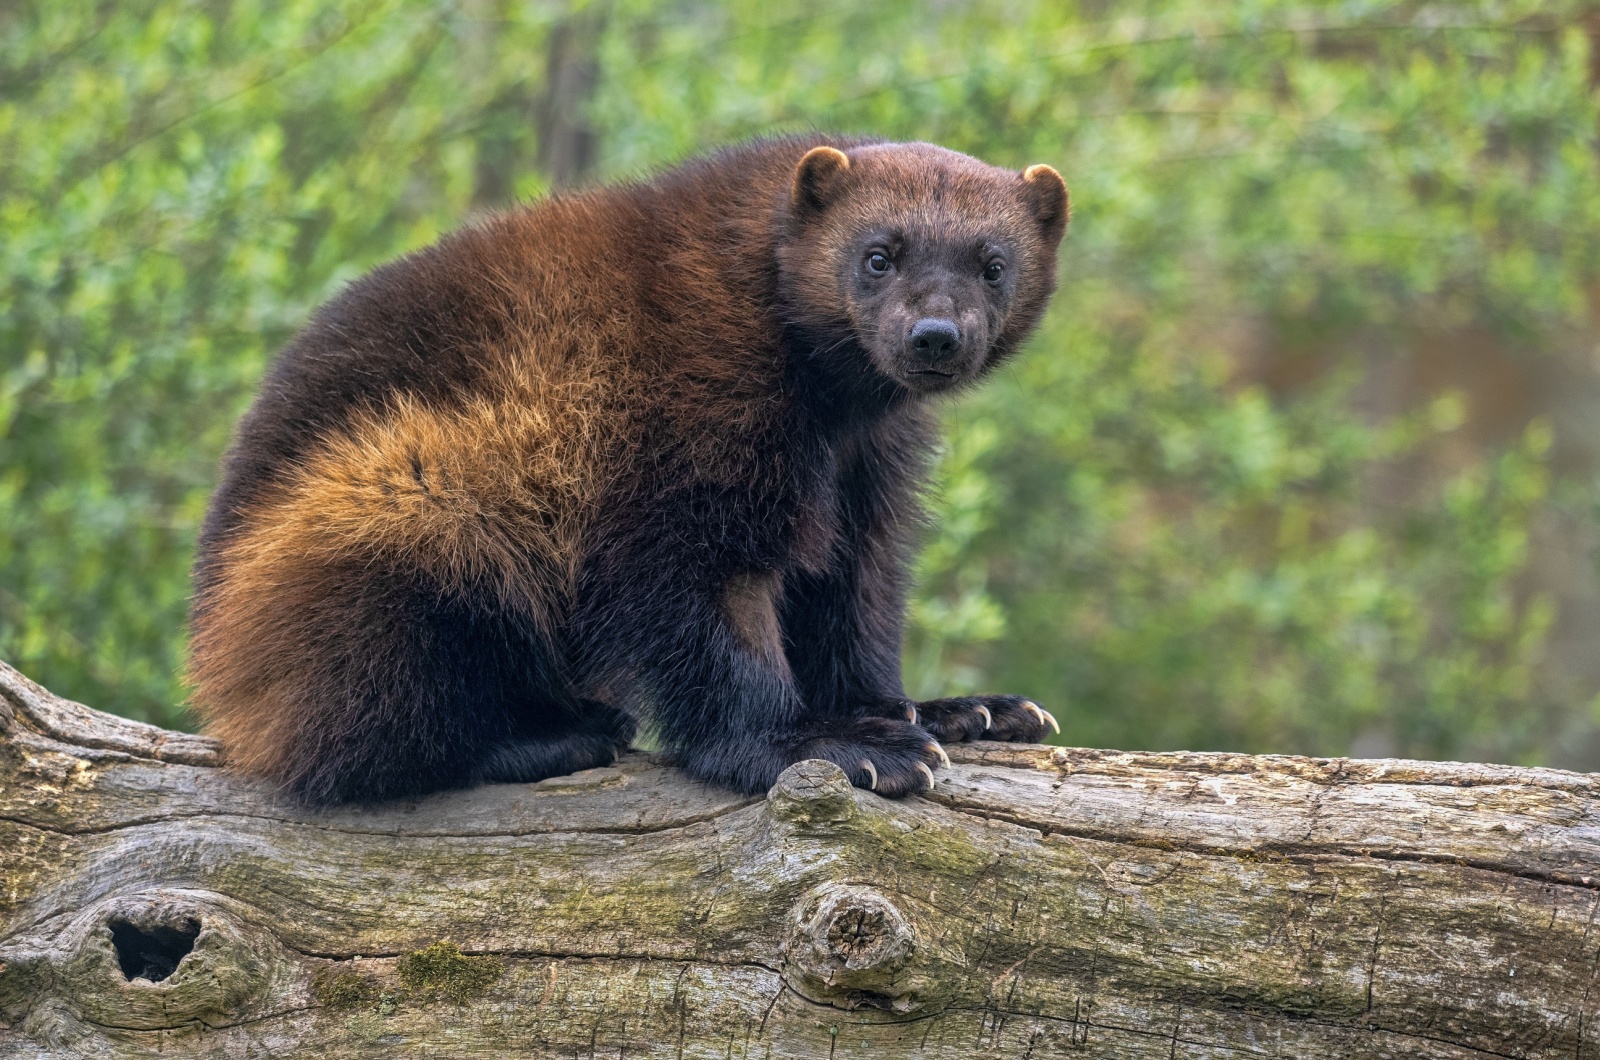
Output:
[782,883,919,1012]
[764,758,858,826]
[1,888,292,1050]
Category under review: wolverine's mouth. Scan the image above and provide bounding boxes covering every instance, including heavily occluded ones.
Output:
[901,367,963,393]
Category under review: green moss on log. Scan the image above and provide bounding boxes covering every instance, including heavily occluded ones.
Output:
[311,966,376,1011]
[396,941,504,1004]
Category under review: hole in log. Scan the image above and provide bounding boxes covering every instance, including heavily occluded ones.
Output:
[108,917,200,982]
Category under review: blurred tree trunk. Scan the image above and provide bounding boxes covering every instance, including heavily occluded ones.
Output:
[468,1,604,207]
[532,6,604,188]
[1,658,1597,1058]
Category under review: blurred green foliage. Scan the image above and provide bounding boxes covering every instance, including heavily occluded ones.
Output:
[2,0,1595,764]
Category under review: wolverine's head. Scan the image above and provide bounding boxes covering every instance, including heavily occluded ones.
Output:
[777,140,1068,400]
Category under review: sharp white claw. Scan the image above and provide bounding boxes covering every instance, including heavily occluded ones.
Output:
[1025,701,1061,735]
[976,705,993,731]
[906,704,919,724]
[916,762,937,790]
[860,759,879,791]
[928,742,951,768]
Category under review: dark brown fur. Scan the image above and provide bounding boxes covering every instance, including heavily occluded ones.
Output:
[189,136,1068,804]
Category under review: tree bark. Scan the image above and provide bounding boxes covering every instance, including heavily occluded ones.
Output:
[1,659,1597,1058]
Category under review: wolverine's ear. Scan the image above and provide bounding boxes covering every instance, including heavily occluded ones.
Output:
[792,146,851,216]
[1021,164,1069,244]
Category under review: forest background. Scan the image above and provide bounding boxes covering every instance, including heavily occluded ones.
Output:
[4,0,1600,768]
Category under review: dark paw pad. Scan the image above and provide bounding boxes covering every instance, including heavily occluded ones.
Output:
[793,718,948,798]
[914,695,1057,744]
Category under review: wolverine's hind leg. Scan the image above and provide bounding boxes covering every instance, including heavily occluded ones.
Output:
[190,551,572,805]
[189,390,607,804]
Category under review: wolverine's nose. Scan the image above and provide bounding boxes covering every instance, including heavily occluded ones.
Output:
[909,318,962,363]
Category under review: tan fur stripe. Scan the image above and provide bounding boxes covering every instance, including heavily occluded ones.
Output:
[721,570,790,677]
[236,362,607,605]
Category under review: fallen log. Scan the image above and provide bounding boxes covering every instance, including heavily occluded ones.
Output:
[1,658,1596,1058]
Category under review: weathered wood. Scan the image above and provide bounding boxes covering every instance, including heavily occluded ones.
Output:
[1,659,1598,1058]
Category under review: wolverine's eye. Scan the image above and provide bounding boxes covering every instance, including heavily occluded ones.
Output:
[984,260,1005,284]
[864,251,892,276]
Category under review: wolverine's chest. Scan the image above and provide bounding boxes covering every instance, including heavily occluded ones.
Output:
[668,425,853,577]
[756,423,892,580]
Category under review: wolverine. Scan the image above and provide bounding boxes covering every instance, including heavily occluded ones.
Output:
[188,136,1069,805]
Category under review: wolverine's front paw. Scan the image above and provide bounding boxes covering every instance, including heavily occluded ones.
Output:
[914,694,1058,744]
[793,718,948,797]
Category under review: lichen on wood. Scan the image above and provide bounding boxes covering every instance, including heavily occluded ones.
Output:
[2,658,1598,1058]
